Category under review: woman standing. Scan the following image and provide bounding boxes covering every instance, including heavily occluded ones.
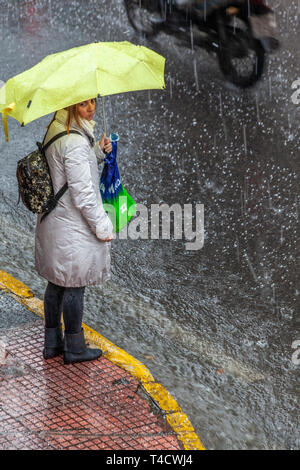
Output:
[35,98,113,365]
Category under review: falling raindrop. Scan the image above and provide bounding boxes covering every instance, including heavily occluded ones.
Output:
[255,93,260,123]
[286,6,291,30]
[278,64,282,83]
[49,0,53,29]
[148,89,152,109]
[244,176,248,202]
[267,179,273,209]
[243,125,247,156]
[244,252,259,283]
[269,77,272,99]
[241,189,244,216]
[169,75,173,99]
[280,226,284,245]
[235,237,240,263]
[272,284,277,315]
[219,92,223,118]
[193,58,199,92]
[213,133,217,148]
[190,20,194,51]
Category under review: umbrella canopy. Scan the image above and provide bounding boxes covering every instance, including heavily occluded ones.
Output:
[0,41,165,140]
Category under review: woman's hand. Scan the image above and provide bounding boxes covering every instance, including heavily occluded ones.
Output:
[99,132,112,154]
[98,233,114,242]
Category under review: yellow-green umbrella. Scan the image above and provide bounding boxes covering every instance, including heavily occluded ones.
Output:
[0,41,165,141]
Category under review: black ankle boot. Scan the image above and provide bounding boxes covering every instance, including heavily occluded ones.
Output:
[63,328,102,365]
[43,325,64,359]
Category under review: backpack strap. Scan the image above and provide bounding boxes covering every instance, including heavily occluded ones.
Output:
[42,130,83,153]
[40,183,69,223]
[40,130,83,223]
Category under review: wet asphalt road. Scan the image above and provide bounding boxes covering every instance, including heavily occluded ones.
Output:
[0,0,299,449]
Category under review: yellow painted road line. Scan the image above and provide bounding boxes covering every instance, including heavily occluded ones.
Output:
[0,270,34,298]
[0,269,206,450]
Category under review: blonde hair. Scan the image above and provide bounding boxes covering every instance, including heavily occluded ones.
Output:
[64,104,82,134]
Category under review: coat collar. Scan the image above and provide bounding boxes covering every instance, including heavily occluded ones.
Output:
[55,108,96,146]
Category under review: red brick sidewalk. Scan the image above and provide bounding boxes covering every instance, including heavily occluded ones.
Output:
[0,321,182,450]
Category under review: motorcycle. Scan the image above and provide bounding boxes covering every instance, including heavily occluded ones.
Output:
[123,0,279,88]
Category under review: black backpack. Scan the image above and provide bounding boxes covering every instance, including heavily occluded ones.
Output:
[16,130,82,223]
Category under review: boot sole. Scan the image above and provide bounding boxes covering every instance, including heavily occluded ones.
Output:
[43,347,63,359]
[63,351,102,365]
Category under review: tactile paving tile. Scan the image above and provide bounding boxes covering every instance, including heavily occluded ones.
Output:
[0,321,181,450]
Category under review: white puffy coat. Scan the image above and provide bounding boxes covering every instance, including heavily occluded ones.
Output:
[34,109,113,287]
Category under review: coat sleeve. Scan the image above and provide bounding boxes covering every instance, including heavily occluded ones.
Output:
[94,141,106,164]
[63,136,113,238]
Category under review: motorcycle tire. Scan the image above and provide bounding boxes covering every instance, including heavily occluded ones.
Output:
[124,0,163,37]
[217,18,265,88]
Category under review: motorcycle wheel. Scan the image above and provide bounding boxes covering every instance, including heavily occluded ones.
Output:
[217,16,265,88]
[124,0,163,37]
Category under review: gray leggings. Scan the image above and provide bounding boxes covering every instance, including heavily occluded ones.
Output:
[44,281,85,334]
